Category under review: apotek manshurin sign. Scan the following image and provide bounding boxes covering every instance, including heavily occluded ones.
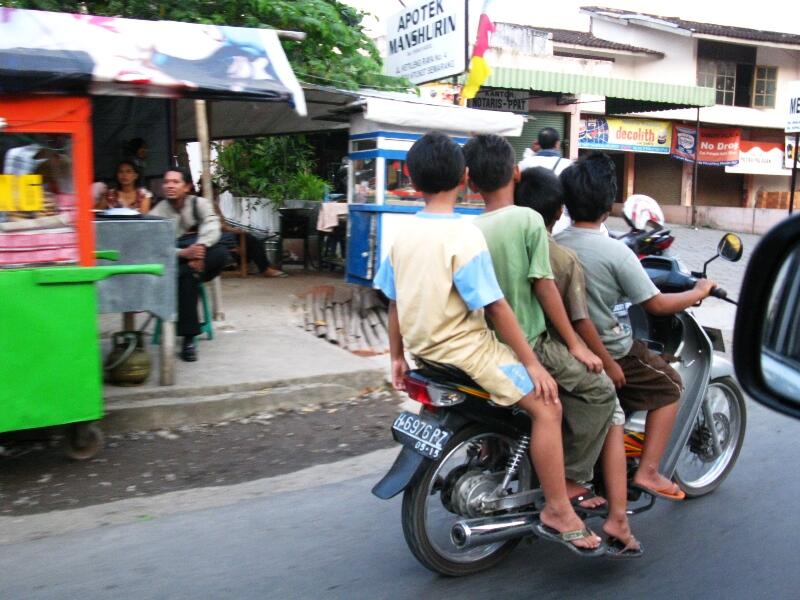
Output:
[384,0,467,85]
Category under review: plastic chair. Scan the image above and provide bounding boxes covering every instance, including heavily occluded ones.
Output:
[152,282,213,344]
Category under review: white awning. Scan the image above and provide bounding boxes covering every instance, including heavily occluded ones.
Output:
[361,95,525,137]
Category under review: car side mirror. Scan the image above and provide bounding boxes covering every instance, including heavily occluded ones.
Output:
[734,214,800,420]
[718,233,743,262]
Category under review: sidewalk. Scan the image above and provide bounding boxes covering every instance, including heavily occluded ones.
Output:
[98,269,388,432]
[97,219,759,433]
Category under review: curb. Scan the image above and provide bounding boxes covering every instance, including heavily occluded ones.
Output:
[102,368,387,433]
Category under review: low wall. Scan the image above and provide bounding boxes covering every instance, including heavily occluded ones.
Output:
[614,202,791,234]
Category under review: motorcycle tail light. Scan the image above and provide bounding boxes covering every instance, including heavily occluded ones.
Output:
[403,375,432,405]
[403,375,465,407]
[656,237,674,250]
[426,384,466,407]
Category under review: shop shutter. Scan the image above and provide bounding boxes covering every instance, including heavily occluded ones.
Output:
[697,165,743,207]
[633,154,683,205]
[507,112,566,162]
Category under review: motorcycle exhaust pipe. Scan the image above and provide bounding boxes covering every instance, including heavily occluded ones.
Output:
[451,513,537,549]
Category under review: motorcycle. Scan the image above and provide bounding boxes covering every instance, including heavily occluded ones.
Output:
[609,194,675,258]
[372,233,746,576]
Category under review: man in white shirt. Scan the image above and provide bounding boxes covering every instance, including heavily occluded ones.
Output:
[518,128,573,234]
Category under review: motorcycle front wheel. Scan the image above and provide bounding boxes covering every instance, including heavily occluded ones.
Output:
[674,377,747,497]
[401,425,533,577]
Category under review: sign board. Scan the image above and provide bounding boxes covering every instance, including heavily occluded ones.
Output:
[786,80,800,134]
[384,0,467,85]
[671,125,740,166]
[467,89,529,113]
[726,141,790,176]
[578,117,672,154]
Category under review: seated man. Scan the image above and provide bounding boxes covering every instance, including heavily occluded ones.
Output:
[557,153,716,501]
[149,168,229,361]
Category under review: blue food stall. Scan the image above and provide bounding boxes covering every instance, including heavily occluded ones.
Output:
[344,95,524,286]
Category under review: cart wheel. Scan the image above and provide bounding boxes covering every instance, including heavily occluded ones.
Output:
[65,422,104,460]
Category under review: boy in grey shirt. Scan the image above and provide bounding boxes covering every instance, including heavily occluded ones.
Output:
[557,154,716,501]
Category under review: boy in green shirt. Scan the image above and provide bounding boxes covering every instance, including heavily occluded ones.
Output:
[515,165,642,558]
[464,135,616,516]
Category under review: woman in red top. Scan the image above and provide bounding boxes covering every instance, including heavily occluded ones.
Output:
[97,160,152,212]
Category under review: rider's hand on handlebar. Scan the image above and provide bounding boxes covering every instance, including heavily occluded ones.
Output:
[605,360,626,389]
[391,357,409,391]
[526,364,559,406]
[695,278,717,298]
[570,343,603,374]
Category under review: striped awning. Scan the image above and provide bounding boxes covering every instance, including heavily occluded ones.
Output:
[481,67,716,113]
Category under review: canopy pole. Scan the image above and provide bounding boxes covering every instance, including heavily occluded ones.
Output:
[691,107,700,227]
[195,99,213,201]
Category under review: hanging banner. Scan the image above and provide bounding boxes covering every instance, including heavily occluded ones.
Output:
[671,125,740,166]
[726,141,790,176]
[578,117,672,154]
[787,135,799,170]
[384,0,468,85]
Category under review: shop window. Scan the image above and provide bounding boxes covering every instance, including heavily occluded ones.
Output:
[696,40,775,109]
[385,159,423,202]
[698,58,736,106]
[352,157,377,203]
[350,139,377,152]
[1,133,78,267]
[753,66,777,108]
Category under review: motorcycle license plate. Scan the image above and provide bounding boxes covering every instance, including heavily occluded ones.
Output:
[392,412,452,460]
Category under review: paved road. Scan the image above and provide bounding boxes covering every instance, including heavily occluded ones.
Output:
[2,397,799,600]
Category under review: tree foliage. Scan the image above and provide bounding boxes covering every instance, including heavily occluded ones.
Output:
[2,0,407,90]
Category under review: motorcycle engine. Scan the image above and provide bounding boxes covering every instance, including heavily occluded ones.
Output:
[449,470,503,518]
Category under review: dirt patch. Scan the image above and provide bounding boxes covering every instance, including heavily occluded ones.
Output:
[0,388,406,516]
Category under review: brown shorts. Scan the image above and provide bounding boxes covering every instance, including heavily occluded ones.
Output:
[617,339,683,412]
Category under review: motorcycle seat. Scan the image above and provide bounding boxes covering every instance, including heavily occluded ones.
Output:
[414,357,482,389]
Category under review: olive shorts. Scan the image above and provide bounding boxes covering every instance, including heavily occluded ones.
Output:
[536,333,617,483]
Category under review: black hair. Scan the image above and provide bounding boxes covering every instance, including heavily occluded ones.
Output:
[125,137,146,154]
[115,160,142,187]
[514,167,564,228]
[462,134,516,193]
[559,152,617,222]
[537,127,560,150]
[406,132,465,194]
[164,166,194,186]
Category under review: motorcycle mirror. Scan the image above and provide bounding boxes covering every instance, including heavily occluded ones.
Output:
[718,233,744,262]
[734,216,800,420]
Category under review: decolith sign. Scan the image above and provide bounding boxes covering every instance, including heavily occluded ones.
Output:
[384,0,467,85]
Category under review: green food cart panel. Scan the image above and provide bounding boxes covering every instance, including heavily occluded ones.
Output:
[0,268,104,433]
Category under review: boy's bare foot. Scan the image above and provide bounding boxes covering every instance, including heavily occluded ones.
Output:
[632,471,684,499]
[263,267,288,278]
[565,480,606,509]
[539,504,602,550]
[602,515,638,549]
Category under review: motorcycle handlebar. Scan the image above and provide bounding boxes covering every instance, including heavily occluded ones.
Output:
[710,286,728,299]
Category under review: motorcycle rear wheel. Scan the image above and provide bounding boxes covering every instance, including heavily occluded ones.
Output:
[674,377,746,497]
[401,424,532,577]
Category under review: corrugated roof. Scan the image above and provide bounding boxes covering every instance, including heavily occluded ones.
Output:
[546,27,664,56]
[581,6,800,46]
[494,22,663,56]
[478,67,716,113]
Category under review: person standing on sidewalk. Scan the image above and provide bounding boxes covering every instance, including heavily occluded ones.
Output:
[519,128,573,234]
[149,168,229,362]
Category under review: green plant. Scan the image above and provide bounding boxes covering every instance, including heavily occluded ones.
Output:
[213,135,324,206]
[287,171,327,201]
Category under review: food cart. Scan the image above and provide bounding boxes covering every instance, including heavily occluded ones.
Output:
[344,95,525,286]
[0,8,305,458]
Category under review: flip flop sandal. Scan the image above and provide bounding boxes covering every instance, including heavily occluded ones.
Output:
[534,522,607,558]
[605,535,644,559]
[570,490,608,517]
[631,482,686,502]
